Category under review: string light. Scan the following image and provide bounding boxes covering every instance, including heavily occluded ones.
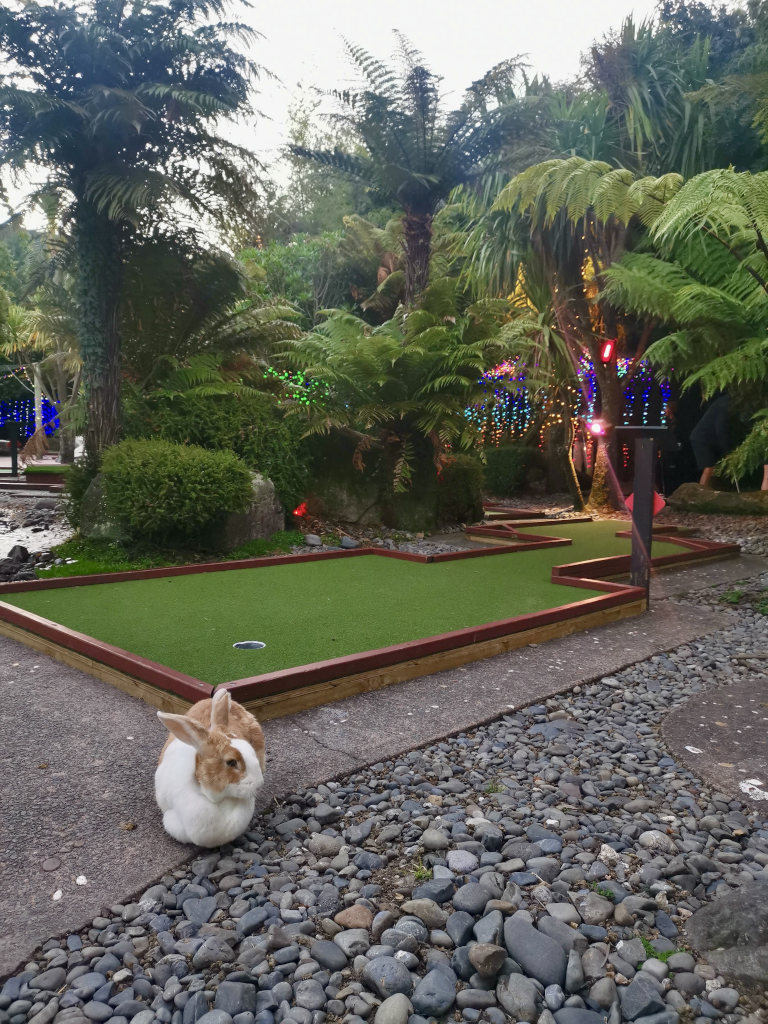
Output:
[0,396,60,437]
[263,366,330,407]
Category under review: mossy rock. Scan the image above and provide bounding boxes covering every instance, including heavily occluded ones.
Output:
[667,482,768,515]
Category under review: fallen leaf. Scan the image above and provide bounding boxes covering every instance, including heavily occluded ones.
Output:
[118,821,136,831]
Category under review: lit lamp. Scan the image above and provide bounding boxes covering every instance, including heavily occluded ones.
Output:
[599,339,616,363]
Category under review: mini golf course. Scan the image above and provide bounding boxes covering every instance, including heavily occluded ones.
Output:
[0,520,739,719]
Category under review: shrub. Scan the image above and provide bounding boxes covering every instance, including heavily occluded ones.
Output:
[122,391,311,513]
[436,455,484,525]
[101,439,253,545]
[483,443,545,497]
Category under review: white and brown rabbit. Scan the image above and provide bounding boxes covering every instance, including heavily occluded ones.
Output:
[155,688,266,847]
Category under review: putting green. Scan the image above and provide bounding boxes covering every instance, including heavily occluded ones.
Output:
[2,522,683,685]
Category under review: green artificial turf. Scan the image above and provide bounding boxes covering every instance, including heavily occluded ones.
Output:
[2,521,686,685]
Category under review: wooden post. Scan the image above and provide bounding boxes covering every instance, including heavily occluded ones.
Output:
[630,437,656,595]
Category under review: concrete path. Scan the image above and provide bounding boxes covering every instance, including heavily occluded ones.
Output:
[1,552,764,978]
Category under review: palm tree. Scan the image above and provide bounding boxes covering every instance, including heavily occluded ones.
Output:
[602,167,768,485]
[291,35,528,307]
[0,0,264,458]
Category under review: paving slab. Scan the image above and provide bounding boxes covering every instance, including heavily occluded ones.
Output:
[0,551,762,978]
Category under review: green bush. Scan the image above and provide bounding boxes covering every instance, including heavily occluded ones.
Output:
[483,443,545,497]
[24,463,70,475]
[122,391,311,513]
[436,454,484,525]
[101,439,253,545]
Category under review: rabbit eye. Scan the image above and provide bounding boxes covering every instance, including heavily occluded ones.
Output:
[226,758,239,769]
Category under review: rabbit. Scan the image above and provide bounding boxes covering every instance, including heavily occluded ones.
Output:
[155,687,266,848]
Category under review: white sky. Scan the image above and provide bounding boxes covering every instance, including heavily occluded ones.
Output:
[3,0,662,222]
[247,0,661,162]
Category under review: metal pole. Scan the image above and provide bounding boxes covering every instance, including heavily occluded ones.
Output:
[630,437,656,596]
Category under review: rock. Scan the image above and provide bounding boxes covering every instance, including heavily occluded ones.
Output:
[373,993,412,1024]
[468,944,507,977]
[421,828,449,850]
[214,984,257,1016]
[447,851,479,874]
[304,534,322,546]
[446,911,475,946]
[620,974,666,1021]
[401,899,447,929]
[333,928,370,957]
[307,834,343,858]
[504,915,566,988]
[192,937,236,969]
[667,482,768,514]
[554,1011,606,1024]
[29,968,66,991]
[453,883,489,915]
[708,987,739,1012]
[335,905,373,930]
[574,892,614,926]
[410,969,456,1017]
[361,957,413,998]
[638,830,677,854]
[340,536,359,549]
[310,939,348,971]
[496,973,541,1020]
[294,980,326,1011]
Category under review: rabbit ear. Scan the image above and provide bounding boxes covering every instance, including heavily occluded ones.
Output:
[158,711,208,750]
[210,688,231,730]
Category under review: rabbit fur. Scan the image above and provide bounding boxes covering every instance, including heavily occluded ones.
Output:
[155,688,265,847]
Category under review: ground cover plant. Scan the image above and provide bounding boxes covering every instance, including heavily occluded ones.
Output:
[3,521,684,684]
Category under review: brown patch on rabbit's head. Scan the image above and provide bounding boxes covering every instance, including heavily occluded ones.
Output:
[194,730,248,795]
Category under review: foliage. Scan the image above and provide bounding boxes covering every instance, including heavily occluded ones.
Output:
[39,530,304,579]
[435,455,484,525]
[23,463,70,475]
[483,443,546,497]
[0,0,264,454]
[602,167,768,482]
[291,36,529,304]
[280,278,510,495]
[122,389,312,514]
[62,452,102,531]
[101,439,253,546]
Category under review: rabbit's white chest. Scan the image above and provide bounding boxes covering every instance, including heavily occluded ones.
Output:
[154,739,256,847]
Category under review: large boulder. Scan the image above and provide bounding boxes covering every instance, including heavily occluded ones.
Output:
[217,473,284,550]
[667,482,768,515]
[79,473,126,541]
[685,879,768,993]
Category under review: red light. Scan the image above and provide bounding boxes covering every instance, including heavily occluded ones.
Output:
[600,339,616,363]
[292,501,308,518]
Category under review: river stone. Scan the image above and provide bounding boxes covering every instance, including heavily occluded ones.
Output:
[496,973,541,1020]
[307,834,343,858]
[335,905,373,930]
[373,993,412,1024]
[638,830,677,854]
[574,892,614,926]
[401,899,447,929]
[620,974,666,1021]
[504,915,566,988]
[554,1010,606,1024]
[421,828,450,850]
[468,943,507,977]
[310,940,348,971]
[333,929,370,957]
[361,957,413,998]
[473,910,503,946]
[446,912,475,946]
[214,984,256,1016]
[538,916,588,954]
[547,904,582,926]
[685,879,768,950]
[29,969,66,991]
[294,981,326,1011]
[410,969,456,1017]
[453,883,489,915]
[447,850,479,874]
[588,977,618,1008]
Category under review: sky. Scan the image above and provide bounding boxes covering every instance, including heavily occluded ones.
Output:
[3,0,663,222]
[246,0,661,162]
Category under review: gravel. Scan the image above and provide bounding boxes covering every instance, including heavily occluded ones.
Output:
[2,495,767,1024]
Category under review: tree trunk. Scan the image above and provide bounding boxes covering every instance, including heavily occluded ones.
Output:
[587,358,623,510]
[74,204,124,460]
[402,211,432,308]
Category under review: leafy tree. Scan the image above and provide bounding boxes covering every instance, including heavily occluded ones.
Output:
[0,0,264,457]
[461,157,682,507]
[280,278,510,494]
[602,167,768,484]
[291,36,528,306]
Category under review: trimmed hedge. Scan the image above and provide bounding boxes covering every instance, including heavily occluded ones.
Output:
[101,439,253,545]
[122,392,310,514]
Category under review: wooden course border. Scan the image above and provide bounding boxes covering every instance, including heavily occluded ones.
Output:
[0,527,739,720]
